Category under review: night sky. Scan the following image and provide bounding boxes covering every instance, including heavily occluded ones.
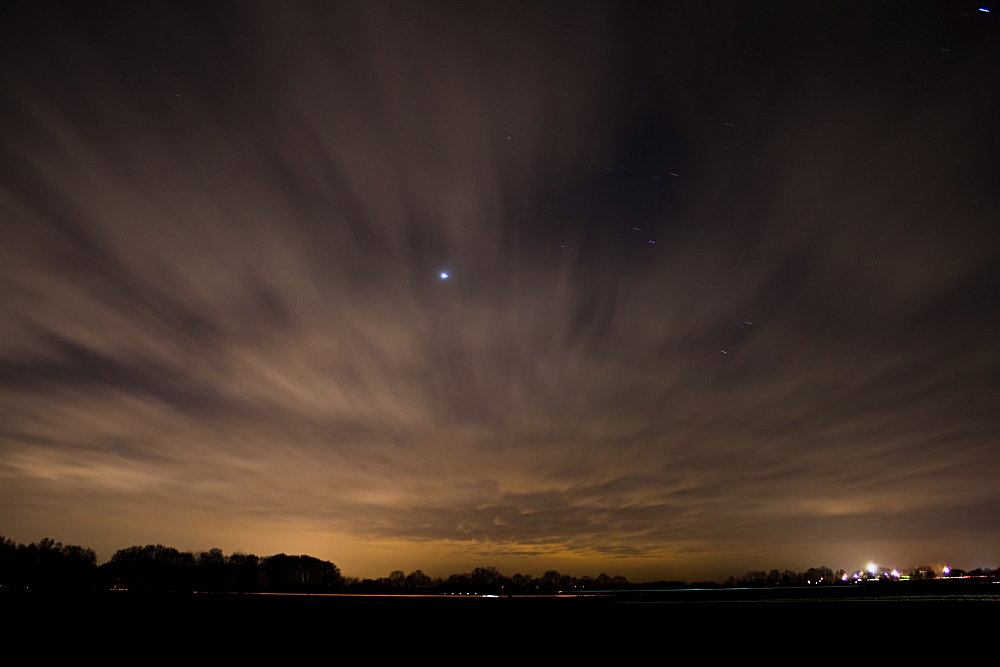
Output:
[1,2,998,581]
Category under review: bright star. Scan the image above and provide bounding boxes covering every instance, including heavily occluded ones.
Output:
[440,272,449,279]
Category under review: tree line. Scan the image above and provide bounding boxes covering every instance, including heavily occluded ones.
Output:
[1,537,341,593]
[3,535,997,593]
[0,536,633,593]
[340,566,630,593]
[727,567,845,587]
[0,537,97,590]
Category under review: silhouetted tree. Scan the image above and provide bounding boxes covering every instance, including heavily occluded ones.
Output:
[260,554,342,592]
[805,566,834,584]
[227,552,260,592]
[541,570,562,588]
[196,548,228,591]
[510,573,534,589]
[405,569,433,588]
[106,544,196,591]
[471,566,501,587]
[198,548,225,564]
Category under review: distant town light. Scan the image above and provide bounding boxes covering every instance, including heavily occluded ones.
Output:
[867,563,877,574]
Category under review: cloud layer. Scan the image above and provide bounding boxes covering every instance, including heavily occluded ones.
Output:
[1,2,998,579]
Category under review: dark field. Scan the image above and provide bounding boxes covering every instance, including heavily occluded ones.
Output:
[8,582,994,659]
[9,580,997,621]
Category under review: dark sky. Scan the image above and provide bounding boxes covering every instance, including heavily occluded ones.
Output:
[1,1,998,581]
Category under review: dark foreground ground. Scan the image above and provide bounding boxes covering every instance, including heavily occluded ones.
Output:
[7,581,995,656]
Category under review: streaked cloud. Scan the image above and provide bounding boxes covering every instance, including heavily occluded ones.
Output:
[1,2,998,579]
